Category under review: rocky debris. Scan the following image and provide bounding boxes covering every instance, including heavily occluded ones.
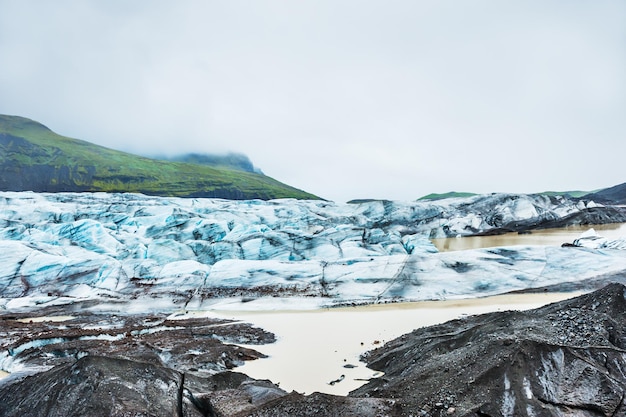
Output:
[0,308,274,379]
[0,356,185,417]
[0,307,287,416]
[0,356,288,417]
[183,371,288,416]
[3,285,626,416]
[477,205,626,235]
[239,392,399,417]
[0,355,395,417]
[350,283,626,416]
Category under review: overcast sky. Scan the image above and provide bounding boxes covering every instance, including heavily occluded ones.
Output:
[1,1,625,202]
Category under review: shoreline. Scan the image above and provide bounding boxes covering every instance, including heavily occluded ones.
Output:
[0,290,591,390]
[432,222,626,252]
[208,291,584,395]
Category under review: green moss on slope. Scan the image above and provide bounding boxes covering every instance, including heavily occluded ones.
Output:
[0,115,318,200]
[418,191,477,201]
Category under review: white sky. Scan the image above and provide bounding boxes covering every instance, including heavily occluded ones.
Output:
[1,1,625,202]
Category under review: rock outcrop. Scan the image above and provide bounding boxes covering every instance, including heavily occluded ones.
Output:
[0,356,186,417]
[350,283,626,416]
[583,182,626,205]
[0,307,274,378]
[0,356,290,417]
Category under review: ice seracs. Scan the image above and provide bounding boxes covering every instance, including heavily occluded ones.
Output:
[0,191,625,311]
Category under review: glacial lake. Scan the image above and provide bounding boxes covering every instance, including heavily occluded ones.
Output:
[216,223,625,395]
[215,292,581,396]
[431,222,626,252]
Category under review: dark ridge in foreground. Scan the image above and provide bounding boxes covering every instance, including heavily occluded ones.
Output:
[2,284,626,416]
[351,282,626,416]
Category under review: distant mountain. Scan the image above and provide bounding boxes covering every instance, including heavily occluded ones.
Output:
[419,190,595,201]
[0,115,318,200]
[534,190,591,198]
[417,191,478,201]
[583,182,626,205]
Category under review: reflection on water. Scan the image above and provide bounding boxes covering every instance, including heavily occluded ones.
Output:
[432,223,626,252]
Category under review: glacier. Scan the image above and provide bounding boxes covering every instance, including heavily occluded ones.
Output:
[1,191,626,311]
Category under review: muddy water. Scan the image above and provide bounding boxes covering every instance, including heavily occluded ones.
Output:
[219,292,581,396]
[16,316,74,323]
[432,222,626,252]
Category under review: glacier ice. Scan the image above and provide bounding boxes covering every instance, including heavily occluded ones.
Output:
[572,228,626,250]
[0,191,625,310]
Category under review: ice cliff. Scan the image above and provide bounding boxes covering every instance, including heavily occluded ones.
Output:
[1,191,626,310]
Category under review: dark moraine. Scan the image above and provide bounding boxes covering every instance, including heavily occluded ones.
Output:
[2,284,626,416]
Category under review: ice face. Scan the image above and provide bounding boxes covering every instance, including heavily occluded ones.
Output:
[0,191,624,310]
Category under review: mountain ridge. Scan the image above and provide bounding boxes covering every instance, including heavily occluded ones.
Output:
[584,182,626,205]
[0,114,318,200]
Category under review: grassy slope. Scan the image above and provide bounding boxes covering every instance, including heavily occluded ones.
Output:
[0,115,318,200]
[417,191,478,201]
[535,190,591,198]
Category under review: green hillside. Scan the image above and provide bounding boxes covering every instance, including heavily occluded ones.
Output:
[418,191,477,201]
[163,152,260,173]
[0,115,318,200]
[534,190,591,198]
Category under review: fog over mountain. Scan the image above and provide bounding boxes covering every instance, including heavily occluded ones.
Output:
[1,1,625,202]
